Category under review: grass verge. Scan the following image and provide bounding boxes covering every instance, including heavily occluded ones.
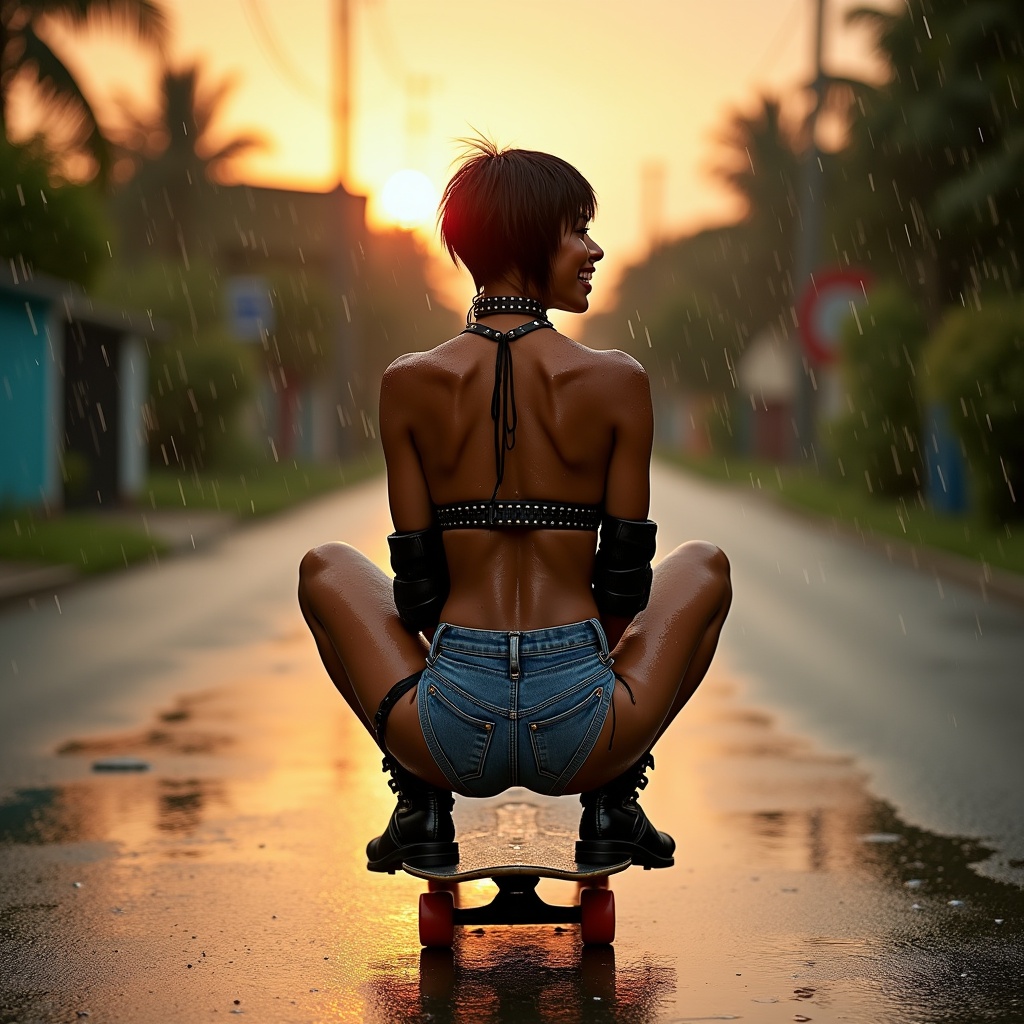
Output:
[0,513,168,574]
[659,451,1024,577]
[1,454,384,575]
[143,452,383,517]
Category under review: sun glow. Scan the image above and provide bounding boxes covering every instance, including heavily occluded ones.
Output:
[378,169,439,230]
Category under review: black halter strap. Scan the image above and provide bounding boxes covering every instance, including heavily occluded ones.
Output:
[463,316,553,504]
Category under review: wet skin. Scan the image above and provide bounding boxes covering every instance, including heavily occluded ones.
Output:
[298,222,732,793]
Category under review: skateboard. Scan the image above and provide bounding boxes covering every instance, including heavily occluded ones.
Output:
[400,791,631,948]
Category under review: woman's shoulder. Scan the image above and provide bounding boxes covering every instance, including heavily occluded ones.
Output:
[381,336,468,385]
[587,344,647,374]
[382,334,648,399]
[560,339,649,389]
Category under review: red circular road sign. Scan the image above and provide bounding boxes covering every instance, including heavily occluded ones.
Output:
[796,268,872,365]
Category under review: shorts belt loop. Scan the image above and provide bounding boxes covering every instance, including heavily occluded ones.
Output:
[509,631,521,680]
[590,617,611,663]
[427,623,448,666]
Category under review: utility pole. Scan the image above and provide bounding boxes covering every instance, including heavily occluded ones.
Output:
[793,0,825,460]
[331,0,361,459]
[333,0,352,188]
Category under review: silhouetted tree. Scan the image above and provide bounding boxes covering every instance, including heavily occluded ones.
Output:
[711,94,804,336]
[0,134,107,284]
[844,0,1024,318]
[110,62,266,257]
[0,0,166,180]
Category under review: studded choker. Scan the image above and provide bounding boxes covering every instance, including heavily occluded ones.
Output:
[470,294,547,321]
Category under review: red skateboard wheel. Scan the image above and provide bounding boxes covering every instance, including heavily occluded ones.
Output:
[579,887,615,945]
[419,890,455,948]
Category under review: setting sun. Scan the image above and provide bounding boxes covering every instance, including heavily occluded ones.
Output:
[378,168,438,230]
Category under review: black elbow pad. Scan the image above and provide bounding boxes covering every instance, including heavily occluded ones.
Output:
[592,516,657,618]
[388,527,450,634]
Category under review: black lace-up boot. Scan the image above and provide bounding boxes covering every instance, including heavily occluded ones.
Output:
[365,755,459,873]
[575,753,675,868]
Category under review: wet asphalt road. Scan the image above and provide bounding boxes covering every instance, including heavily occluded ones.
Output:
[1,463,1022,1023]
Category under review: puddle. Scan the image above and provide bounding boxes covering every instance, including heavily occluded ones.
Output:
[0,639,1022,1023]
[364,941,673,1023]
[55,693,233,758]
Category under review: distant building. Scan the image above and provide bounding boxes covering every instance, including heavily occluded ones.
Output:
[113,178,368,462]
[211,183,367,462]
[0,265,160,509]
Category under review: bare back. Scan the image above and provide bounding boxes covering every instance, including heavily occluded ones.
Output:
[379,324,654,631]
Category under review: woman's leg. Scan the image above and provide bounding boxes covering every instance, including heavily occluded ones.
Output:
[567,540,733,792]
[565,540,731,867]
[298,541,460,872]
[297,541,449,789]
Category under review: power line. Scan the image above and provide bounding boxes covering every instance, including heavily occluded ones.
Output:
[240,0,325,106]
[752,0,807,81]
[364,0,409,85]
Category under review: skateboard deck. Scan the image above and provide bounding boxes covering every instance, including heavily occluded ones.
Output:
[401,790,630,947]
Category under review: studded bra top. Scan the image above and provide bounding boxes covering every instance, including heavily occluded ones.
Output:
[435,311,602,532]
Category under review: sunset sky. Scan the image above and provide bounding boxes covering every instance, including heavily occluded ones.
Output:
[35,0,895,309]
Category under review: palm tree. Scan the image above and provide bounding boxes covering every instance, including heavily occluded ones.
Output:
[845,0,1024,312]
[115,63,265,186]
[111,62,266,257]
[0,0,167,179]
[714,96,801,235]
[711,95,806,336]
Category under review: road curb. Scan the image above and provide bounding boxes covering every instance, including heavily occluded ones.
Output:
[852,528,1024,609]
[760,491,1024,610]
[0,562,80,605]
[0,511,236,609]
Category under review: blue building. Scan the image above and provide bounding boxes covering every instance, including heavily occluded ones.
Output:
[1,265,158,509]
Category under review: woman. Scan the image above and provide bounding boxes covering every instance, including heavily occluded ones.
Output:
[298,141,732,874]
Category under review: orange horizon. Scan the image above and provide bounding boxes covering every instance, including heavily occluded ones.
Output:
[14,0,893,313]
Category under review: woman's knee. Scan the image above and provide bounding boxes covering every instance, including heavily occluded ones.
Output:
[667,539,729,577]
[298,542,360,604]
[695,541,732,610]
[682,539,729,573]
[664,540,732,609]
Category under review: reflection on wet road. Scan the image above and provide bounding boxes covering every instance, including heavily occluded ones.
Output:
[1,626,1021,1023]
[1,472,1022,1022]
[370,943,672,1023]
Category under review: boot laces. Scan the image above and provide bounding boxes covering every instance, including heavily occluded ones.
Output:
[624,753,655,804]
[382,756,413,808]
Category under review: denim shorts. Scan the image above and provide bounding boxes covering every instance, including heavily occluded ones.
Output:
[418,619,616,797]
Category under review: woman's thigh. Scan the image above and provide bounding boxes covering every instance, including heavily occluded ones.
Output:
[564,540,731,791]
[298,542,449,786]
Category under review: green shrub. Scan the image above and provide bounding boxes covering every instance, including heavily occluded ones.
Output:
[828,285,927,498]
[650,293,743,394]
[0,136,108,287]
[705,391,743,456]
[97,259,258,469]
[925,300,1024,523]
[145,328,256,469]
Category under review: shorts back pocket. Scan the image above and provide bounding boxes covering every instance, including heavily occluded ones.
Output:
[421,677,495,783]
[528,686,605,782]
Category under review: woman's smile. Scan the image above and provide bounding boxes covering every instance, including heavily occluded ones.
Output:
[546,224,604,312]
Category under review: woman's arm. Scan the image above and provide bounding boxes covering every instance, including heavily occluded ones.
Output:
[379,355,434,532]
[379,357,451,634]
[603,354,654,520]
[598,354,655,649]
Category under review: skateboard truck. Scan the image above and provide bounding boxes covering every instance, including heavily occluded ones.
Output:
[409,864,626,948]
[452,874,584,927]
[397,796,634,948]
